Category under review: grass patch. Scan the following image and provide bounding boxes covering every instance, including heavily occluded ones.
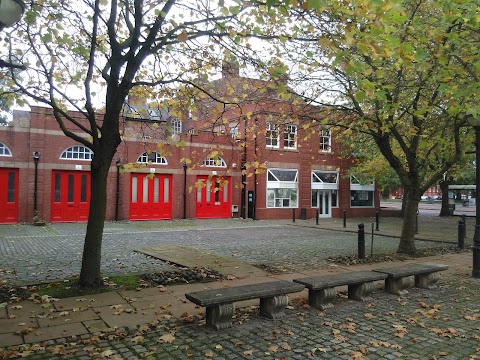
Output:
[30,275,144,299]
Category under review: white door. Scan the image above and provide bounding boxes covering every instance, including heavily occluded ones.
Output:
[317,190,332,218]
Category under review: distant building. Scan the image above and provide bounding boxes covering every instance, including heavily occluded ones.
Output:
[0,65,379,223]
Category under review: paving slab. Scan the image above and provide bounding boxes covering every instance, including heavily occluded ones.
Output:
[0,315,38,334]
[54,292,127,311]
[82,319,111,333]
[0,333,24,347]
[23,322,89,343]
[127,293,179,312]
[37,308,99,327]
[137,245,268,278]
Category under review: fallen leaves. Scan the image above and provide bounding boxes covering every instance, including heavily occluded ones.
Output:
[157,332,176,344]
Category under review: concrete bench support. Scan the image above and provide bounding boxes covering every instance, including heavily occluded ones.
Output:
[185,280,304,330]
[293,271,388,310]
[373,263,448,296]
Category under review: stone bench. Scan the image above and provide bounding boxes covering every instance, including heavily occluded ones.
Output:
[293,271,388,310]
[185,280,305,330]
[373,263,449,296]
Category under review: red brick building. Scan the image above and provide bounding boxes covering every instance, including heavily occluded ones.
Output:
[0,68,379,224]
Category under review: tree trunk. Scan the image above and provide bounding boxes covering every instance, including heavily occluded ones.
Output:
[397,194,418,254]
[399,187,410,217]
[79,160,110,287]
[439,179,450,216]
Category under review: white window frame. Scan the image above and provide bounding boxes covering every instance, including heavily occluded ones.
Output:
[284,124,297,149]
[0,142,12,156]
[320,129,331,152]
[266,168,298,208]
[230,126,239,139]
[266,122,279,148]
[137,152,168,165]
[350,176,375,207]
[172,118,182,135]
[203,156,227,167]
[60,145,93,161]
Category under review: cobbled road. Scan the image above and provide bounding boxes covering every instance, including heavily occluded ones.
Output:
[0,219,450,285]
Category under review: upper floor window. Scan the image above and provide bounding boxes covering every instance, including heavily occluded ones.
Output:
[203,156,227,167]
[266,122,279,148]
[320,129,331,152]
[0,142,12,156]
[60,145,93,160]
[137,152,168,164]
[172,118,182,135]
[230,126,239,139]
[284,124,297,149]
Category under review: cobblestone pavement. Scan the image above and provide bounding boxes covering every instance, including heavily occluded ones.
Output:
[0,220,453,285]
[6,270,480,359]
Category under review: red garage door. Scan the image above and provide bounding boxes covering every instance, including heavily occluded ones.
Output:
[130,173,172,220]
[0,168,18,224]
[196,176,231,219]
[51,170,90,222]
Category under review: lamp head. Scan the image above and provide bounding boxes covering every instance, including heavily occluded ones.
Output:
[0,0,26,31]
[32,151,40,160]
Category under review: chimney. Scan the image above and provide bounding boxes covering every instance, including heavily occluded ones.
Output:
[222,58,240,78]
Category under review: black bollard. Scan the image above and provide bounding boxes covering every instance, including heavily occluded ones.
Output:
[375,211,380,231]
[343,210,346,228]
[292,208,295,223]
[462,214,467,237]
[358,223,365,259]
[415,210,419,234]
[316,209,319,225]
[458,219,465,249]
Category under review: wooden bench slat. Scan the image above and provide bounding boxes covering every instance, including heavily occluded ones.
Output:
[293,271,388,289]
[185,280,304,307]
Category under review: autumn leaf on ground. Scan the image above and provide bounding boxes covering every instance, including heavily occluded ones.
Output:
[244,349,254,356]
[215,344,223,350]
[349,351,365,359]
[157,333,176,343]
[205,350,214,358]
[281,343,291,350]
[267,345,279,353]
[130,335,144,344]
[393,324,408,338]
[364,313,374,319]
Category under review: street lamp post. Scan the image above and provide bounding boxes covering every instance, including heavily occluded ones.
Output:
[0,0,25,31]
[115,158,122,221]
[32,151,40,216]
[182,161,188,219]
[467,115,480,278]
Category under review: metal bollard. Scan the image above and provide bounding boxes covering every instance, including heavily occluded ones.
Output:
[375,211,380,231]
[358,223,365,259]
[415,210,419,234]
[343,210,347,228]
[462,214,467,237]
[292,208,295,223]
[458,219,465,249]
[316,209,319,225]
